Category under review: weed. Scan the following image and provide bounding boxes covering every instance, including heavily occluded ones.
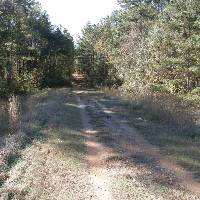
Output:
[101,88,200,181]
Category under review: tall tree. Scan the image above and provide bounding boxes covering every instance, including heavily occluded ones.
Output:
[0,0,74,95]
[148,0,200,93]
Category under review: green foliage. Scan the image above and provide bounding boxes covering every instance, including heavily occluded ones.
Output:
[164,79,186,93]
[77,22,113,86]
[0,81,9,96]
[149,83,169,93]
[15,70,41,94]
[0,0,74,96]
[191,87,200,95]
[149,0,200,92]
[117,0,170,12]
[77,0,200,99]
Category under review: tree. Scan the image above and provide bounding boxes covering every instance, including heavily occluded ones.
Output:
[148,0,200,93]
[0,0,74,95]
[77,0,199,95]
[77,16,123,87]
[118,0,170,11]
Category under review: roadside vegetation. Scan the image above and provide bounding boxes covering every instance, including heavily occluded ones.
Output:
[0,89,92,199]
[77,0,200,135]
[0,0,74,96]
[98,89,200,182]
[0,0,200,199]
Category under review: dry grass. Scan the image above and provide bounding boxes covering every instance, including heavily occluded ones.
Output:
[79,90,200,199]
[103,87,199,135]
[0,98,9,135]
[100,88,200,182]
[0,89,93,199]
[1,88,199,199]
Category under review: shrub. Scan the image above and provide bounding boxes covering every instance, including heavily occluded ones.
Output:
[140,92,198,134]
[149,83,169,93]
[164,79,186,94]
[191,87,200,95]
[104,88,199,136]
[15,70,41,94]
[0,81,9,97]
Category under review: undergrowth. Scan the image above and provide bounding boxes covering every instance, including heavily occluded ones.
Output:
[101,87,200,181]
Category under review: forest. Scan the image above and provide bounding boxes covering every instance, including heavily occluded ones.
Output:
[78,0,200,95]
[0,1,200,199]
[0,0,74,96]
[77,0,200,134]
[1,0,199,101]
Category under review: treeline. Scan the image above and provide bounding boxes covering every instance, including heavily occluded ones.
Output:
[77,0,200,95]
[0,0,74,96]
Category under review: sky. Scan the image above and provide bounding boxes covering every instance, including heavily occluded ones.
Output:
[38,0,120,40]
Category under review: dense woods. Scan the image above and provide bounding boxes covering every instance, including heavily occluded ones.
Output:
[0,0,74,96]
[0,1,200,198]
[76,0,200,134]
[0,0,199,134]
[1,0,199,98]
[77,0,200,95]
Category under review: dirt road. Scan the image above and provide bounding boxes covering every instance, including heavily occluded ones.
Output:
[77,90,200,200]
[0,89,199,200]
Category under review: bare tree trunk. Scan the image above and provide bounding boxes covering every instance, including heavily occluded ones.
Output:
[7,95,20,135]
[7,0,15,89]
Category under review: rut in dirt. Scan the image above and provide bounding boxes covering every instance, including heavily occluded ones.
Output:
[1,88,199,200]
[76,90,200,200]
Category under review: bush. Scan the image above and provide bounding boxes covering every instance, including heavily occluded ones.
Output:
[15,70,41,94]
[43,72,72,88]
[0,81,9,97]
[140,92,198,134]
[104,88,199,136]
[191,87,200,95]
[164,79,186,94]
[149,83,169,93]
